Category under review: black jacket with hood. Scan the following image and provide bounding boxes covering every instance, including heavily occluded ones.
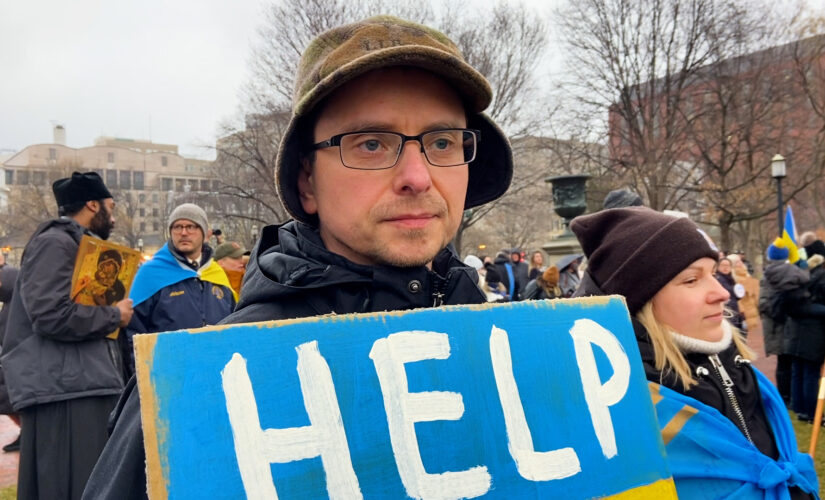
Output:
[759,261,810,356]
[82,220,487,500]
[0,218,124,411]
[575,273,780,460]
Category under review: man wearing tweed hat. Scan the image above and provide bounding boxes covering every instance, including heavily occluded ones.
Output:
[85,16,512,498]
[118,203,236,378]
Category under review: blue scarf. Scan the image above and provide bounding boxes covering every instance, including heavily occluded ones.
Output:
[650,369,818,499]
[130,243,235,306]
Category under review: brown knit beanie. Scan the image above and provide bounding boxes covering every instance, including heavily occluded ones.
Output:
[570,207,719,314]
[542,265,559,286]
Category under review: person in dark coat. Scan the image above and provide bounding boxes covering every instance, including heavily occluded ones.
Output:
[783,253,825,421]
[493,251,521,301]
[527,250,545,281]
[0,258,20,452]
[556,253,583,298]
[82,16,513,500]
[1,172,134,500]
[759,241,810,404]
[715,257,745,333]
[120,203,235,378]
[800,232,825,260]
[522,265,562,300]
[570,207,817,499]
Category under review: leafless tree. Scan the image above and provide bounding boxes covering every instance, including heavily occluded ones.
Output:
[215,0,555,256]
[557,0,824,253]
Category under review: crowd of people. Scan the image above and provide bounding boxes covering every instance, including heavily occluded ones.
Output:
[0,14,818,500]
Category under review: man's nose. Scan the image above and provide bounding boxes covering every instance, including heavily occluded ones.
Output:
[392,141,433,194]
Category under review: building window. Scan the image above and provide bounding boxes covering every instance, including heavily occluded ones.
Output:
[93,169,103,178]
[133,171,144,190]
[161,156,168,167]
[49,148,56,160]
[120,171,131,189]
[152,207,159,217]
[140,222,146,232]
[5,170,13,185]
[107,152,115,163]
[106,170,117,187]
[153,222,159,231]
[139,193,146,203]
[175,179,185,192]
[212,180,220,191]
[17,170,29,185]
[162,178,173,191]
[200,179,210,192]
[139,208,145,217]
[152,192,158,203]
[32,171,46,186]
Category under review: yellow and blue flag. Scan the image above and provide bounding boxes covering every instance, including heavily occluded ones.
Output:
[781,206,800,263]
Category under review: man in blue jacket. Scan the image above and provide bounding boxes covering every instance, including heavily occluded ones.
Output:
[120,203,236,377]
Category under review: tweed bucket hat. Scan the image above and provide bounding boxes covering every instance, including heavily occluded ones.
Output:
[276,15,514,225]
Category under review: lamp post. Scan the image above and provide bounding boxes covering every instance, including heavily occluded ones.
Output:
[251,225,259,247]
[771,154,786,237]
[137,238,144,254]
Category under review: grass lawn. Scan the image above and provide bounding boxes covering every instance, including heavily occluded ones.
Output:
[0,485,12,499]
[791,411,825,497]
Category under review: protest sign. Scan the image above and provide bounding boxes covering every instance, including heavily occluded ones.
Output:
[135,297,676,499]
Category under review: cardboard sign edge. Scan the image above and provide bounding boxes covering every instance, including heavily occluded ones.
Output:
[135,294,638,498]
[135,333,168,500]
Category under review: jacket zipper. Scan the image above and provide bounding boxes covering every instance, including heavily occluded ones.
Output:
[431,274,447,307]
[707,354,753,444]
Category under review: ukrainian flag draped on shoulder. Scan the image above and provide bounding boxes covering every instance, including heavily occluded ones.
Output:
[130,243,237,306]
[649,369,818,499]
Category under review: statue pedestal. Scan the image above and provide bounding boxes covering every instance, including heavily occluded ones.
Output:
[542,236,583,267]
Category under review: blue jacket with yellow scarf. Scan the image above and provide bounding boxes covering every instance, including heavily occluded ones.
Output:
[120,242,236,377]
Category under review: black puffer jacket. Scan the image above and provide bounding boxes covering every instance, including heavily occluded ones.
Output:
[230,221,486,322]
[82,220,487,500]
[576,272,779,458]
[783,266,825,363]
[759,262,809,356]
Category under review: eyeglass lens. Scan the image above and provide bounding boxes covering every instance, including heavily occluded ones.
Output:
[171,224,199,233]
[339,130,476,169]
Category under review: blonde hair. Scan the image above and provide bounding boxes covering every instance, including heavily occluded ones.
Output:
[635,302,753,391]
[528,251,544,273]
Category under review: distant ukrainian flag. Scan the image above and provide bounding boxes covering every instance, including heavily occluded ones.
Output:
[781,205,800,263]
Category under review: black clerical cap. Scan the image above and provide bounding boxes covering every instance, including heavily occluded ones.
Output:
[52,172,113,208]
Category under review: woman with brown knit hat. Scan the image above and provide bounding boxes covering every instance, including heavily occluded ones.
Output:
[570,207,817,499]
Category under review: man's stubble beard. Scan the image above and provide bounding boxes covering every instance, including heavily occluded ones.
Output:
[363,196,454,268]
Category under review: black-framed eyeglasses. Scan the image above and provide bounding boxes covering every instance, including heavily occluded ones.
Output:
[310,129,480,170]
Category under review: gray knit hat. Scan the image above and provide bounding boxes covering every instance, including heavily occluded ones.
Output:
[168,203,209,234]
[276,15,514,225]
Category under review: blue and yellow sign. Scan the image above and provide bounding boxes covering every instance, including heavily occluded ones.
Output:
[135,297,676,499]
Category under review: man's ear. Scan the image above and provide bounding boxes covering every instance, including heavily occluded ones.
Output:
[297,159,318,215]
[85,200,100,213]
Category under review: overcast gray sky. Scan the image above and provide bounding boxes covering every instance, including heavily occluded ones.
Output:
[1,0,820,159]
[0,0,265,158]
